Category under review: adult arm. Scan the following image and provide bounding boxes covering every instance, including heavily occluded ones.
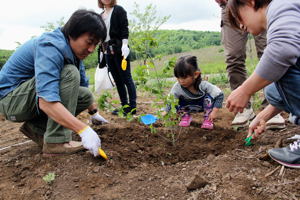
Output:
[39,99,86,132]
[248,105,282,139]
[39,99,102,156]
[226,72,271,113]
[116,5,129,40]
[116,6,130,58]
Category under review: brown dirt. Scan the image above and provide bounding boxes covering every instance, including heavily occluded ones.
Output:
[0,97,300,200]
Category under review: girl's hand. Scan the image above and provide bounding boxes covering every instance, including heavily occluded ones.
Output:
[208,108,218,121]
[161,111,167,117]
[248,117,266,139]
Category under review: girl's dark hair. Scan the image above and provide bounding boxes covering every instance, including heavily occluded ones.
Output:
[174,55,202,89]
[62,9,107,43]
[227,0,272,30]
[98,0,117,9]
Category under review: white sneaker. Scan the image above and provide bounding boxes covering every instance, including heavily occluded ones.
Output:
[231,107,255,128]
[266,114,286,130]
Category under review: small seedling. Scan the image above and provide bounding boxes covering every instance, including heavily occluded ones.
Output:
[244,136,253,146]
[43,172,56,184]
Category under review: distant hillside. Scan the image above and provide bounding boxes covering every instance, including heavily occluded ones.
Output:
[131,38,259,76]
[0,49,13,69]
[132,45,226,76]
[156,30,221,54]
[130,29,221,60]
[0,30,221,69]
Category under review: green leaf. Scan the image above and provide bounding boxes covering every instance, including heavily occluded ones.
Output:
[43,172,56,184]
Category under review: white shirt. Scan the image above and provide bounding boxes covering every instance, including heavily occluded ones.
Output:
[101,7,114,42]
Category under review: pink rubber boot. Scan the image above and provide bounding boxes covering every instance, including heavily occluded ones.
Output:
[179,114,192,127]
[201,118,214,130]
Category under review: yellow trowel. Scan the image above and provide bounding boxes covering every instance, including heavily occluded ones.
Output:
[121,57,127,71]
[98,148,108,160]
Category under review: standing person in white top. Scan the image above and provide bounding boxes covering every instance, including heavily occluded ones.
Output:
[97,0,137,115]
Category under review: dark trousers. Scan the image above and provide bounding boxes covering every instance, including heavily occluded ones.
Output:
[105,53,137,108]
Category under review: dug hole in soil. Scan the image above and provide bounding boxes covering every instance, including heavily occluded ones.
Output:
[0,104,299,200]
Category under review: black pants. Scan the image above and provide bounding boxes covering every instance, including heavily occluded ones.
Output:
[105,53,137,108]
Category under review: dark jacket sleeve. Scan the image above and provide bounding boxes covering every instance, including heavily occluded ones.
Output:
[110,5,129,40]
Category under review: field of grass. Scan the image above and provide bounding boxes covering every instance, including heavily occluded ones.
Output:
[87,39,259,86]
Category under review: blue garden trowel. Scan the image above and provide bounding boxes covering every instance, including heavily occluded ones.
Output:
[140,114,158,125]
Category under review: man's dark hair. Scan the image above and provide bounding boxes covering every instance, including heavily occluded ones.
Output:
[62,9,107,43]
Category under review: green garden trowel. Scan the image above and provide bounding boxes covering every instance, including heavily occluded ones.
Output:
[244,136,253,146]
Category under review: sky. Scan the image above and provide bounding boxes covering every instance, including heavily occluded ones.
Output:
[0,0,221,50]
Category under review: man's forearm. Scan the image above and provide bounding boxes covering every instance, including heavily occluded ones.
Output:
[39,98,86,133]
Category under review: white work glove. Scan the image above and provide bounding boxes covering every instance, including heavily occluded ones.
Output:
[91,112,109,125]
[121,39,130,59]
[78,126,101,157]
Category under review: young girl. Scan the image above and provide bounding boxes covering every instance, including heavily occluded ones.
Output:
[166,55,224,129]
